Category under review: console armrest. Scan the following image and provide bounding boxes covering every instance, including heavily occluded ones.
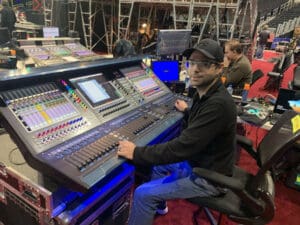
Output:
[192,167,244,191]
[236,134,258,160]
[267,71,282,78]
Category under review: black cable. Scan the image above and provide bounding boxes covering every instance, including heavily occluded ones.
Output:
[255,127,260,149]
[8,147,26,165]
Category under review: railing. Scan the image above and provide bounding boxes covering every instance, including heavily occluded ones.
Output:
[119,0,239,3]
[259,0,294,24]
[275,16,300,37]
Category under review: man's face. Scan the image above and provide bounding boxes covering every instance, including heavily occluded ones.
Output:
[187,51,222,88]
[224,45,236,61]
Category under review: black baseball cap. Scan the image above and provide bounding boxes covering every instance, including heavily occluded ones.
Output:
[183,39,224,63]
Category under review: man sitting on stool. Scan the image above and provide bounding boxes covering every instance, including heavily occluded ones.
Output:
[117,39,237,225]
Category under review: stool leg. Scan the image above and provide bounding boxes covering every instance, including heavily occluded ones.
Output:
[204,207,218,225]
[192,206,203,225]
[217,213,223,225]
[193,207,222,225]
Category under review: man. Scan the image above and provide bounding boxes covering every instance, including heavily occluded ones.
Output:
[0,0,17,36]
[223,39,252,89]
[117,39,237,225]
[113,39,136,57]
[255,25,270,59]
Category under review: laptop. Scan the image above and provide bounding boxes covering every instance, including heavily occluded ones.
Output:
[152,60,185,93]
[261,88,296,130]
[151,60,179,82]
[268,88,296,125]
[273,88,296,114]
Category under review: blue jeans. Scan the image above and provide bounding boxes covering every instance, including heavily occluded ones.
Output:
[255,44,266,59]
[128,162,221,225]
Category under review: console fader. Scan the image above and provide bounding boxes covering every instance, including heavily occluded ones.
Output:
[0,57,191,192]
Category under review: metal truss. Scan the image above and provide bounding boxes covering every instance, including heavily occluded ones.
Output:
[118,0,253,45]
[42,0,255,53]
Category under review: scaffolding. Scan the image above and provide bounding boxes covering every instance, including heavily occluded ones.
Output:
[68,0,78,32]
[69,0,117,51]
[42,0,254,53]
[43,0,116,52]
[118,0,253,45]
[44,0,54,27]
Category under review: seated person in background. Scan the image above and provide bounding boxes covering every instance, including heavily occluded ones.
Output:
[223,39,252,89]
[136,32,149,54]
[113,39,136,57]
[291,34,300,55]
[117,39,237,225]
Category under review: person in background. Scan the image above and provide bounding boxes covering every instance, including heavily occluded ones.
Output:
[136,32,149,54]
[255,24,270,59]
[141,29,158,54]
[290,34,300,53]
[0,0,17,36]
[117,38,237,225]
[223,39,252,89]
[113,39,136,57]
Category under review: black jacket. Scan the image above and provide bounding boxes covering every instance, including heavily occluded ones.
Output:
[0,6,16,33]
[258,30,270,45]
[133,79,237,176]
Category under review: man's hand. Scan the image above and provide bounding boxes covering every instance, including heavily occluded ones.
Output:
[117,140,136,160]
[175,99,188,112]
[223,56,230,68]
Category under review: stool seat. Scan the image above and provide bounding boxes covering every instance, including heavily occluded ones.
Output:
[187,110,300,225]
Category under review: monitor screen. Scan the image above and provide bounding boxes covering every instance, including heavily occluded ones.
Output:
[43,27,59,38]
[133,77,159,92]
[273,88,296,114]
[156,29,191,55]
[151,60,179,82]
[70,74,121,108]
[78,80,110,104]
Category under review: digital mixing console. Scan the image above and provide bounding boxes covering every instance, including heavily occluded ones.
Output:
[0,57,191,192]
[18,38,102,67]
[64,42,100,59]
[21,44,65,66]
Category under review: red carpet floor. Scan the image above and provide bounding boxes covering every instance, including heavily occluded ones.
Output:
[153,50,300,225]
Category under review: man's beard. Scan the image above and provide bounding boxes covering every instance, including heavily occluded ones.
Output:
[190,73,218,89]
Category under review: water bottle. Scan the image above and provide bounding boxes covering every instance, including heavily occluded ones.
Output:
[242,83,250,103]
[227,84,233,95]
[185,75,190,89]
[221,76,226,84]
